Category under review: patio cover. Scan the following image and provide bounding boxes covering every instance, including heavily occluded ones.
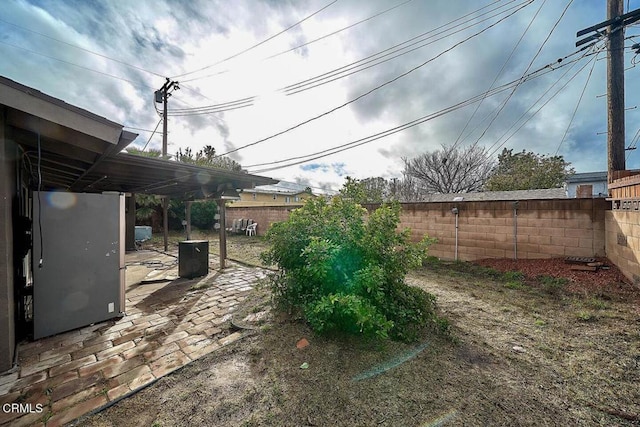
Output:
[1,75,277,197]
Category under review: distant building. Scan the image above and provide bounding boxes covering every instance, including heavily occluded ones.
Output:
[418,188,567,202]
[564,172,608,198]
[230,187,316,207]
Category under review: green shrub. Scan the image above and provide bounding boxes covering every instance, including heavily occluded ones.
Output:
[306,293,393,339]
[261,197,441,341]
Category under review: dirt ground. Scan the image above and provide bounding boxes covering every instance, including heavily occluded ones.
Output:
[74,243,640,427]
[143,230,270,268]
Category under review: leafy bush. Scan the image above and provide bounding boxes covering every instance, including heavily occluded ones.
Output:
[167,199,218,230]
[261,196,441,341]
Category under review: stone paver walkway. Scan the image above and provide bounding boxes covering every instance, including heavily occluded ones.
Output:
[0,250,266,427]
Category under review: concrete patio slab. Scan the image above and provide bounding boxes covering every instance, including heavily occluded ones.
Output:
[0,250,267,427]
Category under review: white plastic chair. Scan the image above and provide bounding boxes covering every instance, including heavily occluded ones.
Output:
[246,223,257,236]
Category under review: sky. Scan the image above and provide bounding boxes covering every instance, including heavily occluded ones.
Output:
[2,0,640,194]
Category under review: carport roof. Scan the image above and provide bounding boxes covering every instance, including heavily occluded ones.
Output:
[1,76,277,198]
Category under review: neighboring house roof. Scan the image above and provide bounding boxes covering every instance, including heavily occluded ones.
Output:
[246,189,313,196]
[254,183,310,193]
[1,75,277,198]
[419,188,567,202]
[565,171,607,184]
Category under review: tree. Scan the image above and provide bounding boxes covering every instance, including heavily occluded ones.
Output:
[339,176,389,204]
[402,143,495,194]
[165,199,219,231]
[484,148,575,191]
[127,145,239,230]
[175,145,242,171]
[126,147,167,159]
[360,177,389,203]
[387,175,422,202]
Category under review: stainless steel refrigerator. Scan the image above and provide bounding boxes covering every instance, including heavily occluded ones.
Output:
[32,191,125,339]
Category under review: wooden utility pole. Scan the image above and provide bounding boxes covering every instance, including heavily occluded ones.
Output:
[607,0,626,181]
[576,1,640,183]
[155,78,179,251]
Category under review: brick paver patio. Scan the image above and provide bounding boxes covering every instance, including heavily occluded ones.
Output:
[0,250,267,427]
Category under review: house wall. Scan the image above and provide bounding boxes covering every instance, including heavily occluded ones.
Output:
[230,192,312,208]
[605,210,640,286]
[566,181,608,198]
[0,107,16,372]
[227,199,608,261]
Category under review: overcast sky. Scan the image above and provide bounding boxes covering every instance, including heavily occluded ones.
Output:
[3,0,640,193]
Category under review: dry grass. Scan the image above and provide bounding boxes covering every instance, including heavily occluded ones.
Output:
[143,229,271,267]
[80,241,640,426]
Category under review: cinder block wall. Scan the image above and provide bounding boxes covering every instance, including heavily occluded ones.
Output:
[385,199,607,261]
[605,211,640,285]
[227,199,608,262]
[226,206,294,236]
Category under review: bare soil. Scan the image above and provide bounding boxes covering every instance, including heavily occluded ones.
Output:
[78,239,640,427]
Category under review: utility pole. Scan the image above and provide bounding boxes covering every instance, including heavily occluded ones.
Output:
[155,78,179,251]
[577,1,640,183]
[607,0,625,181]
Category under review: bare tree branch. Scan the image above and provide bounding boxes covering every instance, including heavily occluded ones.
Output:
[403,143,495,194]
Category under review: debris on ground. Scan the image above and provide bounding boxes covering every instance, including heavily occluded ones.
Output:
[296,337,310,349]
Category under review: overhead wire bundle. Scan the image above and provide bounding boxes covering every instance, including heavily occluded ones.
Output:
[247,43,603,174]
[166,0,532,117]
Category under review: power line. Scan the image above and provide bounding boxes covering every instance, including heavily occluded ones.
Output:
[479,0,576,151]
[180,0,418,84]
[124,125,166,133]
[282,0,530,96]
[140,118,163,152]
[451,0,547,152]
[0,39,156,90]
[244,51,592,173]
[172,0,527,115]
[0,17,164,78]
[171,0,339,79]
[217,2,532,159]
[487,47,602,159]
[260,180,338,195]
[264,0,415,61]
[555,51,599,155]
[133,49,592,190]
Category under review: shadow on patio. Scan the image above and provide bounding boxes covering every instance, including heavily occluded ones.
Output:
[0,250,266,427]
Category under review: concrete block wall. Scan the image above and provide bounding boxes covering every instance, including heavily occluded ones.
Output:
[227,199,607,262]
[392,199,607,261]
[226,205,294,236]
[605,211,640,285]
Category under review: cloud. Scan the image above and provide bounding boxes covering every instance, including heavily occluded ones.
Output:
[0,0,629,194]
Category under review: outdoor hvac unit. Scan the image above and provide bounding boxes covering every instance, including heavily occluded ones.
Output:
[179,240,209,279]
[32,191,125,339]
